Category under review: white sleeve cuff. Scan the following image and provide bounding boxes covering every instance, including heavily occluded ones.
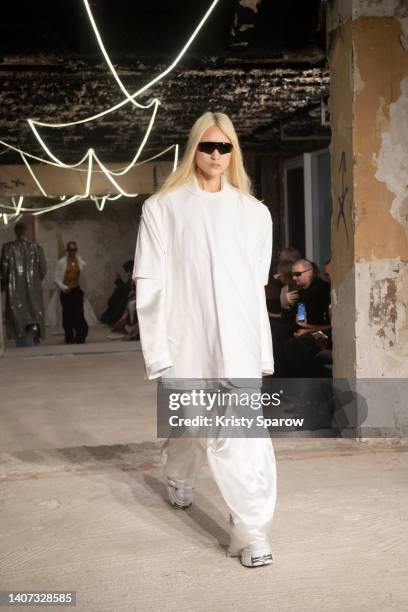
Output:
[144,358,174,380]
[262,362,275,376]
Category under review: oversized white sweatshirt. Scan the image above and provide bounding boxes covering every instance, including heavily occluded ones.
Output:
[132,174,274,382]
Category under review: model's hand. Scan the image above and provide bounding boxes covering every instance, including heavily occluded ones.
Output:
[63,288,71,294]
[286,290,299,306]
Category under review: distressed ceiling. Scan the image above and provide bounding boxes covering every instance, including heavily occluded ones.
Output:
[0,0,330,164]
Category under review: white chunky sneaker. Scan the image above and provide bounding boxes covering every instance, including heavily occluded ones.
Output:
[240,542,274,568]
[166,483,193,509]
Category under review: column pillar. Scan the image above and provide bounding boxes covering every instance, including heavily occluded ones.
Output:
[327,0,408,435]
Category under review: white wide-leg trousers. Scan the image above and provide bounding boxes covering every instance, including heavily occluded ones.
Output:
[161,425,277,553]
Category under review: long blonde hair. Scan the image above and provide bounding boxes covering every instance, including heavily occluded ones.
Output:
[159,112,252,195]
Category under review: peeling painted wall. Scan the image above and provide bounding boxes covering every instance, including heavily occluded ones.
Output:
[375,76,408,242]
[353,17,408,260]
[328,1,408,381]
[353,14,408,378]
[327,0,408,33]
[356,260,408,377]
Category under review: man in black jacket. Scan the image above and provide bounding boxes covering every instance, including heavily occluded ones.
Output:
[272,259,331,377]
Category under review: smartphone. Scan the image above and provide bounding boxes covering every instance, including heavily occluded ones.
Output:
[296,302,306,322]
[312,330,328,340]
[288,282,298,293]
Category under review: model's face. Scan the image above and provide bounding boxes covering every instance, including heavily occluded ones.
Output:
[292,262,314,288]
[195,126,232,180]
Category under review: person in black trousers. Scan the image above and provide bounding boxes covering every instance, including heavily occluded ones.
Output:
[55,242,88,344]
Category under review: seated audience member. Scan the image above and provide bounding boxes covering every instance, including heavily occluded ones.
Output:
[110,280,140,341]
[101,260,133,326]
[272,258,330,377]
[265,246,301,322]
[286,257,334,378]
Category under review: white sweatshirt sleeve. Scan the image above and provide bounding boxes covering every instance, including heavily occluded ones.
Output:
[258,206,274,375]
[258,206,273,287]
[133,198,173,380]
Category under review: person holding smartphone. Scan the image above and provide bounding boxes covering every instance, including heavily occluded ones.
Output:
[272,259,330,376]
[290,259,330,335]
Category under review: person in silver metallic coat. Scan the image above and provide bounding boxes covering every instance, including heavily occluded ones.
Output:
[0,222,47,347]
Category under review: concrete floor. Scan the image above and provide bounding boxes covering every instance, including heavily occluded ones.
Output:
[0,345,407,612]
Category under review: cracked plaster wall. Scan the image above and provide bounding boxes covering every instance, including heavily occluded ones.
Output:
[329,2,408,384]
[327,0,408,33]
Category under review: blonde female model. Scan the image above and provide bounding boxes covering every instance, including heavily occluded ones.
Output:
[133,112,277,567]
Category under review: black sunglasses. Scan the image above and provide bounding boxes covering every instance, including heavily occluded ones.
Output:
[197,141,233,155]
[67,247,77,252]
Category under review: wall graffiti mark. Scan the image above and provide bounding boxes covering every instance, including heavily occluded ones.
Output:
[11,179,25,188]
[0,178,26,190]
[337,151,349,240]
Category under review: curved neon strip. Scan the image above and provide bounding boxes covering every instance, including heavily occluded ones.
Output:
[0,139,177,171]
[0,0,201,214]
[27,0,219,130]
[21,153,48,196]
[83,0,159,111]
[24,99,162,190]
